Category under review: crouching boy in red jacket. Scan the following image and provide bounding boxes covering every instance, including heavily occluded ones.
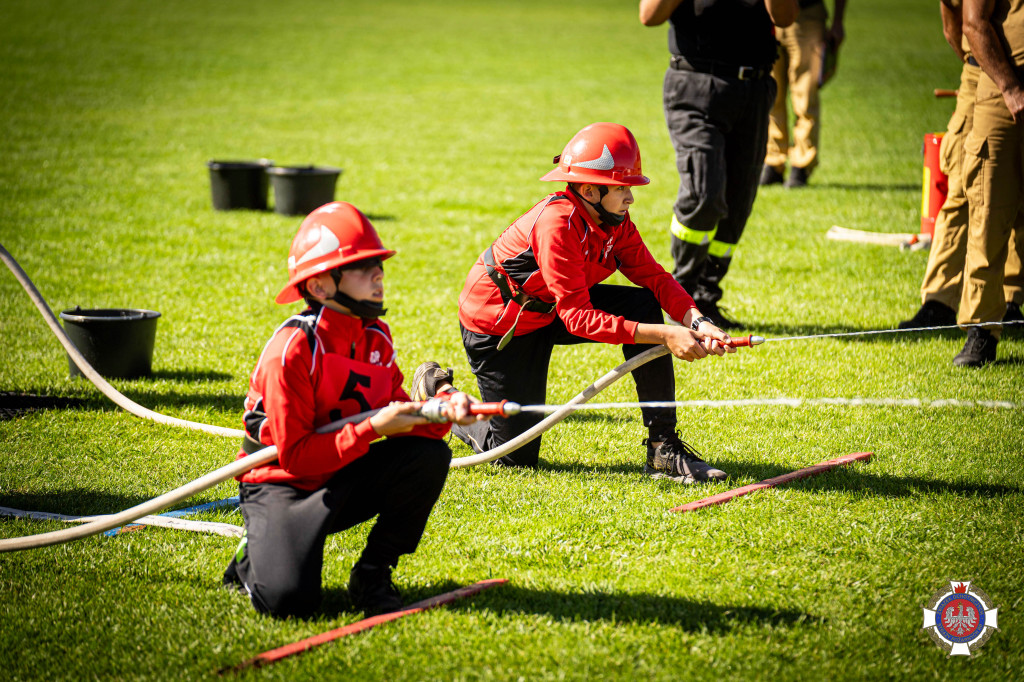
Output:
[223,201,486,618]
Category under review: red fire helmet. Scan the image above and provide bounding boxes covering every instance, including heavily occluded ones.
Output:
[540,122,650,186]
[275,202,396,304]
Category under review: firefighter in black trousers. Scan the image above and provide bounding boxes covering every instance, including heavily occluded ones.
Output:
[641,0,798,328]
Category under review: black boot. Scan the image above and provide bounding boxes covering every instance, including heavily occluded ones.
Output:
[693,298,741,330]
[786,166,811,188]
[898,300,957,330]
[1004,302,1023,326]
[222,558,247,595]
[759,165,784,186]
[644,433,728,483]
[692,254,740,329]
[349,562,404,616]
[953,328,998,367]
[222,532,249,595]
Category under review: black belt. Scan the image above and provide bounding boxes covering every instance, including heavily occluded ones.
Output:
[482,247,556,314]
[966,56,979,67]
[670,55,771,81]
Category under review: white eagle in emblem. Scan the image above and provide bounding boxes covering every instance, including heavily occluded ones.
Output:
[943,603,978,636]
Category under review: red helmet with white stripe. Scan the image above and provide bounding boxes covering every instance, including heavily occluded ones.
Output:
[540,122,650,186]
[275,202,396,304]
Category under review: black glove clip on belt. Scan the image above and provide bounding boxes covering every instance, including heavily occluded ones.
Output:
[483,246,556,350]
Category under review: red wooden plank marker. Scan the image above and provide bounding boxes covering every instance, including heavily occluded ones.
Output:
[670,452,873,513]
[224,578,507,673]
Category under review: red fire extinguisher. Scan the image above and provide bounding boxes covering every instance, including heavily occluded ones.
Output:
[921,133,948,238]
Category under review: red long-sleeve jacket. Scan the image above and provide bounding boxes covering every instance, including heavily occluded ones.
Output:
[459,190,696,344]
[236,306,450,491]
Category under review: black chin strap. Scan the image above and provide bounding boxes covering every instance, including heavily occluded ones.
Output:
[569,185,626,227]
[328,271,387,319]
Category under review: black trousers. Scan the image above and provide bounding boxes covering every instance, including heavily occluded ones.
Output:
[453,285,676,467]
[664,66,776,303]
[231,436,451,618]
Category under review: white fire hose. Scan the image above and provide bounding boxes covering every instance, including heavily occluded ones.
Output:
[0,244,243,439]
[0,244,663,550]
[0,408,390,552]
[448,345,668,468]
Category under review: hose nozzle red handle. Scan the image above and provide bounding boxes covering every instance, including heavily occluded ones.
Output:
[469,400,522,417]
[724,335,765,348]
[417,398,523,422]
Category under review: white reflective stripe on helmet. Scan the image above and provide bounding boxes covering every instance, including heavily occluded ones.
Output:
[571,144,615,171]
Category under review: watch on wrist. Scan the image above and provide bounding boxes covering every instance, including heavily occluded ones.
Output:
[690,315,714,331]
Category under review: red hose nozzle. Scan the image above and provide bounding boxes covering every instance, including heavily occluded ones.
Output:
[725,335,765,347]
[418,399,522,422]
[469,400,521,417]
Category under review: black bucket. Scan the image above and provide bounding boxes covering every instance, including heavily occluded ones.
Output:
[207,160,273,210]
[267,165,343,216]
[59,308,161,379]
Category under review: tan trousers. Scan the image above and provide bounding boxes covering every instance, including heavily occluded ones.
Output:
[921,63,1022,309]
[765,4,827,171]
[920,64,978,307]
[960,72,1024,337]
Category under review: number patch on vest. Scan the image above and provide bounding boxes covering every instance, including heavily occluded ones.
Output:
[318,354,392,426]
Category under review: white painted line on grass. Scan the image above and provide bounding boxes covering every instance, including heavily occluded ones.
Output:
[668,397,1019,409]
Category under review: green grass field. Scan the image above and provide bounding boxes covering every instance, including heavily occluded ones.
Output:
[1,0,1021,679]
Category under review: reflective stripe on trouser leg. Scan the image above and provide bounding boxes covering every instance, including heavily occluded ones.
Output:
[670,214,714,292]
[708,239,735,259]
[234,530,248,562]
[670,213,715,245]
